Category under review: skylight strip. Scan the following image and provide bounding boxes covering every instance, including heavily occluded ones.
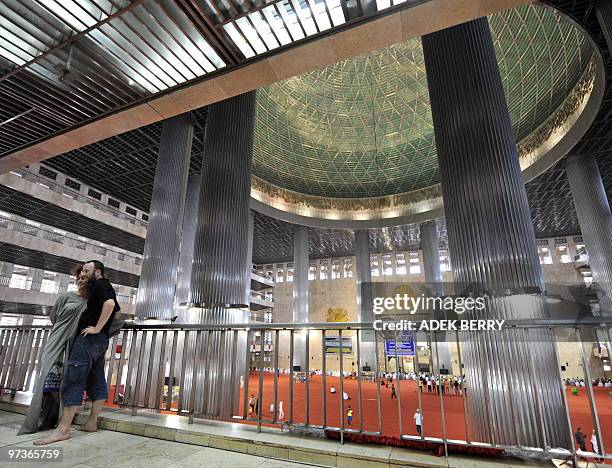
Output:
[290,0,318,36]
[375,0,391,11]
[127,5,210,77]
[235,17,267,55]
[86,29,164,93]
[98,23,179,89]
[325,0,346,27]
[262,5,292,46]
[0,25,40,62]
[307,0,331,31]
[146,1,223,73]
[223,23,256,58]
[0,37,33,65]
[249,11,281,50]
[61,0,104,28]
[35,0,89,31]
[278,2,306,41]
[108,14,195,84]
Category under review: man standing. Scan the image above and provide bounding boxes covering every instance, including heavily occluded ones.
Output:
[35,261,119,445]
[414,409,423,436]
[575,427,586,451]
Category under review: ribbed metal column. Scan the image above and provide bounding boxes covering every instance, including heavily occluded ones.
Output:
[135,113,193,320]
[565,155,612,315]
[422,18,570,448]
[420,220,452,371]
[594,0,612,57]
[245,210,254,306]
[354,230,376,368]
[174,174,201,313]
[355,230,372,322]
[420,220,443,293]
[293,225,309,370]
[188,93,255,418]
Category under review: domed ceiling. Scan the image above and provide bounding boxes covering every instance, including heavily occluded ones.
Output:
[252,4,592,200]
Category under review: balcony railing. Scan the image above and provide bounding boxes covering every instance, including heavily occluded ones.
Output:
[0,214,142,266]
[9,168,148,228]
[0,274,135,304]
[0,319,610,463]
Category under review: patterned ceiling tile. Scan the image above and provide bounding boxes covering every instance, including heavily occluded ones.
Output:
[252,4,591,199]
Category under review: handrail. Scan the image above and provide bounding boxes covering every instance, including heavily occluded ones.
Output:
[11,167,148,228]
[0,214,142,265]
[0,274,135,303]
[0,320,610,462]
[3,316,608,331]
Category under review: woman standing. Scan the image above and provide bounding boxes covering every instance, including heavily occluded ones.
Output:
[18,266,91,435]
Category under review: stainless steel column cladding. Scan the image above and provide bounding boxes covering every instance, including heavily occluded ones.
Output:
[420,220,451,371]
[565,155,612,316]
[187,92,255,419]
[293,225,309,370]
[422,18,570,448]
[174,174,202,313]
[594,0,612,57]
[135,113,193,320]
[355,229,376,369]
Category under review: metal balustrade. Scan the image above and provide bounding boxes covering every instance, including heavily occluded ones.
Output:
[9,168,148,228]
[0,320,610,464]
[0,214,142,266]
[0,274,135,304]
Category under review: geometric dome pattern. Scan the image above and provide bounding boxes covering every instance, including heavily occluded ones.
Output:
[253,4,592,199]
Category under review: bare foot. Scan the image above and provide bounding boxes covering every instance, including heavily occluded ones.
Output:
[78,420,98,432]
[33,429,70,445]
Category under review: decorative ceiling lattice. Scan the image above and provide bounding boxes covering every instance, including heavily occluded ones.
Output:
[253,3,592,198]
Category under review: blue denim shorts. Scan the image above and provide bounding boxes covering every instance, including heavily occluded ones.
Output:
[61,334,109,406]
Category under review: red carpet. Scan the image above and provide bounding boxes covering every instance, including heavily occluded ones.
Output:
[238,372,612,453]
[101,372,611,459]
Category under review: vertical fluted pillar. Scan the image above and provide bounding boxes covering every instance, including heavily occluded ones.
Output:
[594,0,612,57]
[174,174,201,313]
[188,92,255,418]
[135,113,193,320]
[293,225,309,370]
[422,18,570,448]
[354,230,376,368]
[245,211,254,306]
[420,220,452,371]
[565,155,612,315]
[420,220,443,293]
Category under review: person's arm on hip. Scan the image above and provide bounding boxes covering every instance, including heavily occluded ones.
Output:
[82,299,114,335]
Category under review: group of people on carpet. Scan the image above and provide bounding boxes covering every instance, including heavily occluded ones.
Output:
[16,260,122,446]
[565,377,612,388]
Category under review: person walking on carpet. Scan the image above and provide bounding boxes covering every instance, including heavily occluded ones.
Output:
[414,409,423,436]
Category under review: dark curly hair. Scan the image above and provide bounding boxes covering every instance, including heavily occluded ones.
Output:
[70,263,92,299]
